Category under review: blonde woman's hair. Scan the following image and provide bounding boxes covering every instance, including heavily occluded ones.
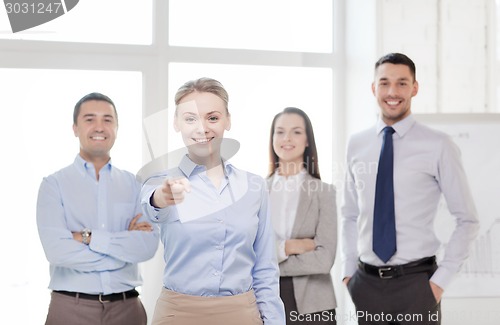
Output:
[175,77,229,115]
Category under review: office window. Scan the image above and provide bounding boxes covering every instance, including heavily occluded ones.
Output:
[1,1,339,322]
[0,69,142,324]
[497,0,500,60]
[169,0,333,53]
[496,0,500,111]
[0,0,152,44]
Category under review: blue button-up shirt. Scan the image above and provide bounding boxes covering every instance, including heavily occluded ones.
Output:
[141,155,285,324]
[36,155,159,294]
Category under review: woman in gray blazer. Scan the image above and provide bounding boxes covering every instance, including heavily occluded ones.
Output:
[267,107,337,324]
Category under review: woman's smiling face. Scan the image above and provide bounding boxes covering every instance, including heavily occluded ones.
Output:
[174,91,231,163]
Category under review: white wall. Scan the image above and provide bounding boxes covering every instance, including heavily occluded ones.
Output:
[377,0,489,114]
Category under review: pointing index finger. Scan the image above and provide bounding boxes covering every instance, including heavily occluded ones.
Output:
[167,177,191,193]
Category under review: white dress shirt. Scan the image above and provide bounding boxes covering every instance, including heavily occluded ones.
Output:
[269,169,306,262]
[341,114,479,289]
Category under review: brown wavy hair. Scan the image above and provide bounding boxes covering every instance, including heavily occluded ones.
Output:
[268,107,321,180]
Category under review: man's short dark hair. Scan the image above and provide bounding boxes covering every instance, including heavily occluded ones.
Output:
[73,92,117,125]
[375,53,416,81]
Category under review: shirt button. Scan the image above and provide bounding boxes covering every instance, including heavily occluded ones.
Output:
[213,271,220,276]
[217,219,224,223]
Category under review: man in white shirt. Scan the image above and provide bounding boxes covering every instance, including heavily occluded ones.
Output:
[341,53,479,325]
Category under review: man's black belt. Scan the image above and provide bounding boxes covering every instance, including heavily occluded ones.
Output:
[54,289,139,302]
[358,256,436,279]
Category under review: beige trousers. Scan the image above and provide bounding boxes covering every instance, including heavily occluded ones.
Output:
[152,288,264,325]
[45,291,147,325]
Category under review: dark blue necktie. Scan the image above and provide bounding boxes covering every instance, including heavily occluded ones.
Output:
[373,126,396,263]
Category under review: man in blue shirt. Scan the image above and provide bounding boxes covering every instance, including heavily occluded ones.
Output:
[37,92,159,325]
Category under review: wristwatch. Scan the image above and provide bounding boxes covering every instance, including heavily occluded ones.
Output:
[81,228,92,245]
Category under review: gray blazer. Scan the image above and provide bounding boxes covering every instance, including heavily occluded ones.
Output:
[267,174,337,314]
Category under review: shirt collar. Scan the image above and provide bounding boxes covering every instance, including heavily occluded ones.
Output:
[74,154,112,178]
[272,168,307,185]
[376,114,416,138]
[178,154,234,178]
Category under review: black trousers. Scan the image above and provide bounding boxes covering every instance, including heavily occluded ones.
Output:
[347,265,441,325]
[280,277,336,325]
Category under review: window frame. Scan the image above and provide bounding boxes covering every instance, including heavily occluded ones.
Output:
[0,0,343,323]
